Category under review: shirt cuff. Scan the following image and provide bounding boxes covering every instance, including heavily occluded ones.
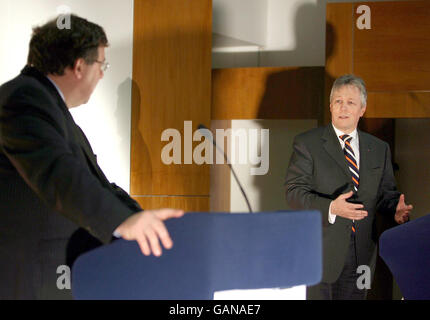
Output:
[328,201,336,224]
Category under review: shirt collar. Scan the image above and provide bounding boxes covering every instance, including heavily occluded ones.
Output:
[331,123,358,141]
[45,76,65,102]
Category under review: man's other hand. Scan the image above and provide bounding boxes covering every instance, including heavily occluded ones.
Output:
[394,194,412,224]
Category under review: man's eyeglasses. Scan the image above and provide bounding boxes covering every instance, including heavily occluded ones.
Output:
[92,60,110,72]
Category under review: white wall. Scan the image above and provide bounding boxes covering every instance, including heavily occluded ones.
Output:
[213,0,327,68]
[212,0,268,46]
[229,119,317,213]
[0,0,134,192]
[261,0,326,67]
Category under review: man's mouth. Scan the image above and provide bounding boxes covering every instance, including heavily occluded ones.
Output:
[339,116,349,119]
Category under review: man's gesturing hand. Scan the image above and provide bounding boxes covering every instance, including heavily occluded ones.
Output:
[395,194,412,224]
[114,209,185,257]
[330,190,368,220]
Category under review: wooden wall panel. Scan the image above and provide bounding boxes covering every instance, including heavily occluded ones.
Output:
[354,1,430,92]
[366,92,430,118]
[132,196,209,212]
[131,0,211,210]
[212,67,324,120]
[324,2,354,125]
[326,1,430,120]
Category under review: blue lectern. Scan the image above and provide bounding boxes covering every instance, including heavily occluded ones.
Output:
[72,211,322,299]
[379,213,430,300]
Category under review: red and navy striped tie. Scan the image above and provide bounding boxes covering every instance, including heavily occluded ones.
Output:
[340,134,359,233]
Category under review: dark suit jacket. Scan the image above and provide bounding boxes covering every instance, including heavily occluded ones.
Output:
[0,66,142,299]
[285,125,399,283]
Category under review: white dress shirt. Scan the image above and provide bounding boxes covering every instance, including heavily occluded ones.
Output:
[328,124,360,224]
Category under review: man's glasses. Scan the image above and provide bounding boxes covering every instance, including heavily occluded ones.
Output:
[92,60,110,72]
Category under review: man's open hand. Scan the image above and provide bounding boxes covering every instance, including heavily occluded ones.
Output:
[114,209,185,256]
[330,190,368,221]
[395,194,412,224]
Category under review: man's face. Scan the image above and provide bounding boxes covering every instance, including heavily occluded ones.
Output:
[330,85,366,134]
[77,46,106,105]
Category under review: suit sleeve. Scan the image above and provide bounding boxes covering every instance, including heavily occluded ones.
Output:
[375,143,400,216]
[285,136,332,227]
[74,125,143,213]
[110,183,142,212]
[0,85,134,244]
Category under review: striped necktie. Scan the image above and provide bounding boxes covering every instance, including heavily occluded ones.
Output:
[340,134,359,233]
[340,134,359,192]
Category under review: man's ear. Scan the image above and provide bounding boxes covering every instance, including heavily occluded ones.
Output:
[72,58,86,79]
[360,105,367,117]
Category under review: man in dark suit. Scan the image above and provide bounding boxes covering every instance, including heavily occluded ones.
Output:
[285,74,412,300]
[0,15,183,299]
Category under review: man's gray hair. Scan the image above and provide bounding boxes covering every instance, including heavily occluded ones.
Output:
[330,74,367,107]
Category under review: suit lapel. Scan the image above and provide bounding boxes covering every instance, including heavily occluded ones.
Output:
[357,130,372,196]
[322,125,352,180]
[72,125,111,185]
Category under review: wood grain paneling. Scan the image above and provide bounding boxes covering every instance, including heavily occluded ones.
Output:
[324,2,354,125]
[325,1,430,121]
[212,67,324,120]
[365,91,430,118]
[353,1,430,92]
[131,0,212,200]
[132,196,209,212]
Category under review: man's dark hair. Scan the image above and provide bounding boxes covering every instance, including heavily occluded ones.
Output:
[27,14,109,75]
